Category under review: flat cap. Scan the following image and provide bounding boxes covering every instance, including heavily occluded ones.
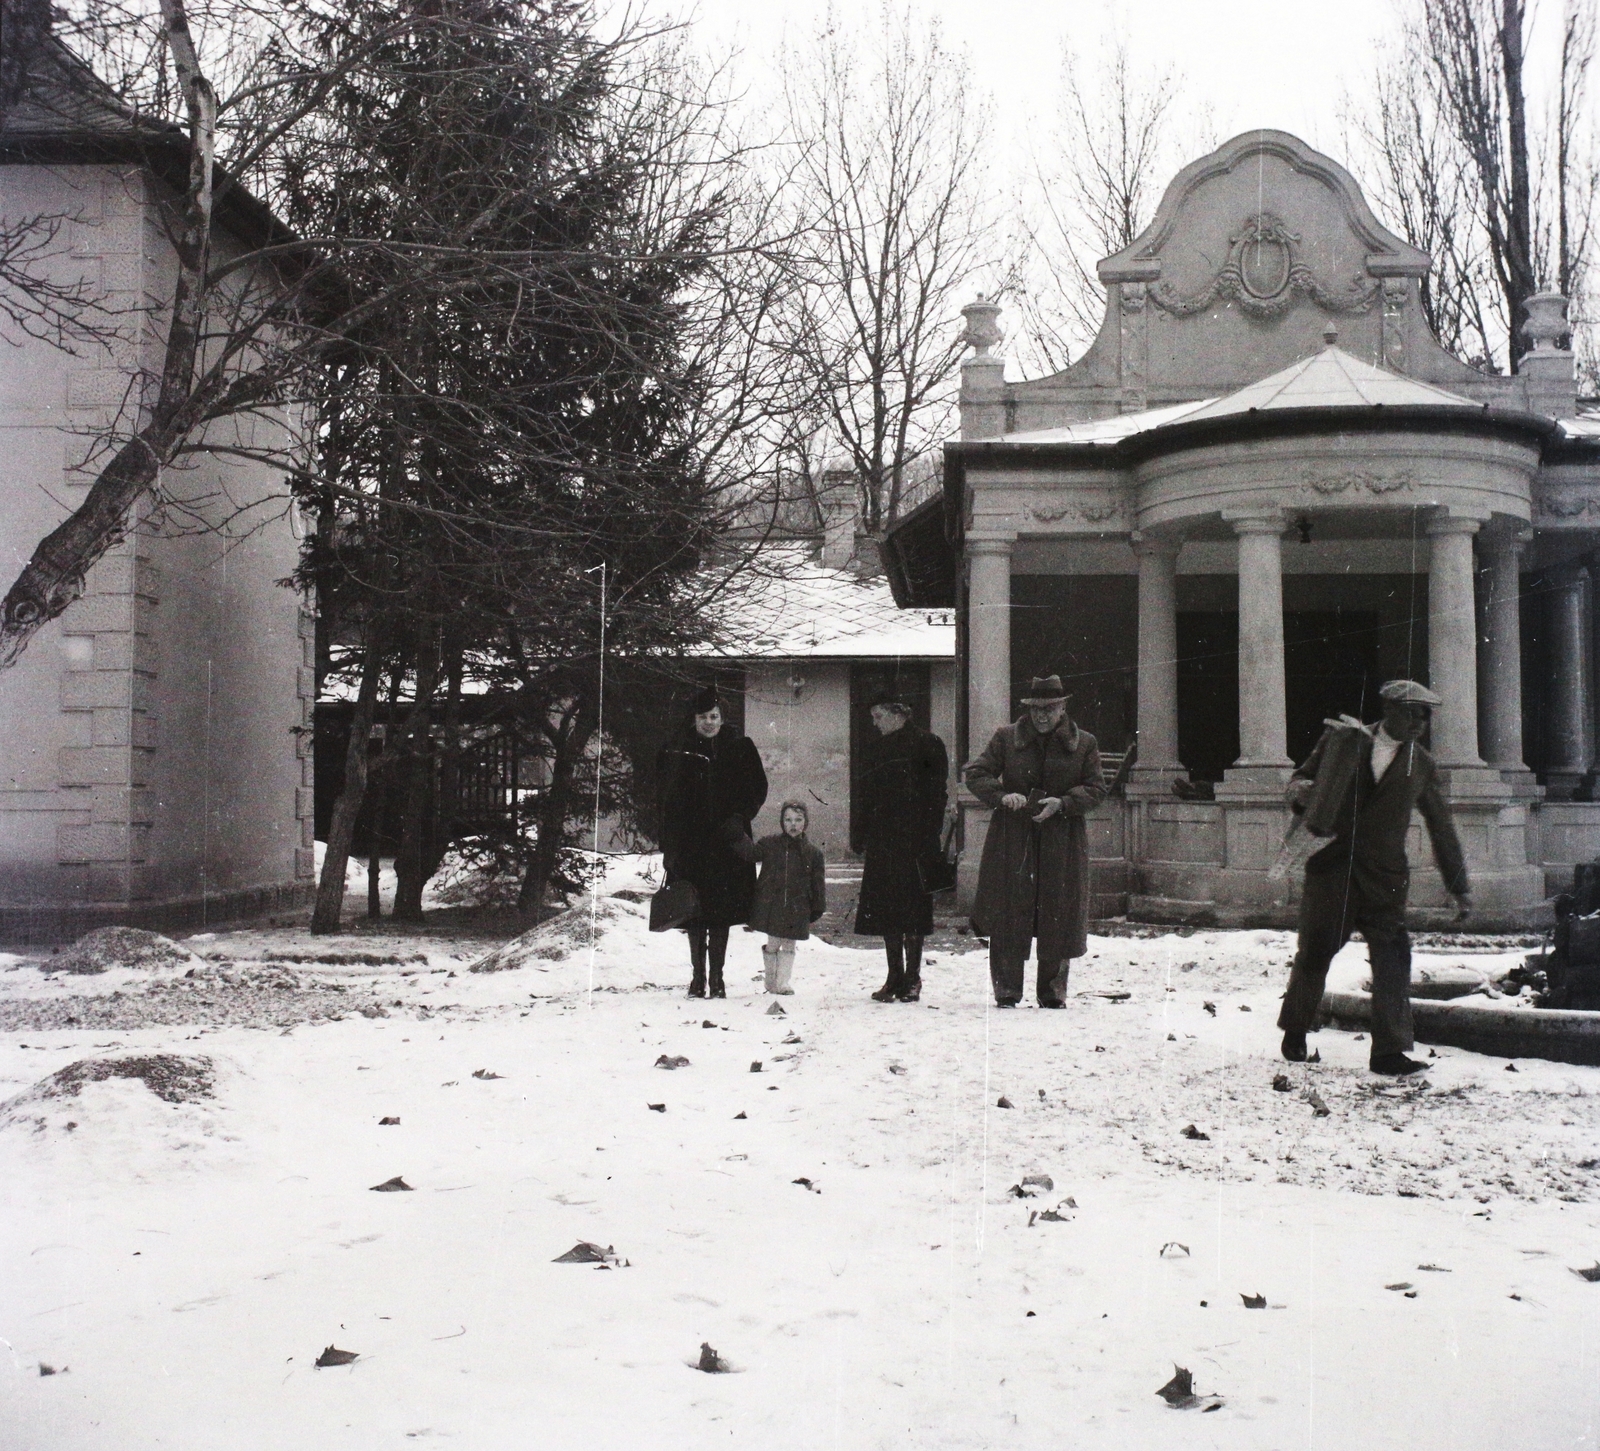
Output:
[1378,679,1442,706]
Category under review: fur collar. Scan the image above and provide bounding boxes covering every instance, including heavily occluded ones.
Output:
[1015,715,1081,751]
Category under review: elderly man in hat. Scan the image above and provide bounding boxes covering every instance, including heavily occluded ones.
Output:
[1278,679,1472,1075]
[965,676,1107,1007]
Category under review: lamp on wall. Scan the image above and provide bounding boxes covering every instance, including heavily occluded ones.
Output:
[1296,514,1313,545]
[788,671,805,701]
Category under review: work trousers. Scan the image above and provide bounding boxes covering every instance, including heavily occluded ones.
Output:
[988,932,1068,1006]
[1278,868,1414,1060]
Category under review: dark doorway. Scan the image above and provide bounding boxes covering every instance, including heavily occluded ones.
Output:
[1177,612,1239,783]
[849,661,931,853]
[1010,575,1138,750]
[1284,610,1380,765]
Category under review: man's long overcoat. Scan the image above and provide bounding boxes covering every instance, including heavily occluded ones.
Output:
[965,717,1106,959]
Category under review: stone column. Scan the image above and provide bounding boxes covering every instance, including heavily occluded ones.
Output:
[1221,513,1292,791]
[1546,562,1593,797]
[1426,513,1486,769]
[1479,524,1534,788]
[1128,534,1185,796]
[966,537,1014,751]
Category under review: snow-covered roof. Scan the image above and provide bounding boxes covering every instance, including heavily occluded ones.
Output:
[987,346,1485,450]
[1559,413,1600,439]
[705,549,954,660]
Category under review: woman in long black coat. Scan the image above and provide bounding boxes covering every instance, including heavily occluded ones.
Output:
[853,693,949,1002]
[655,687,769,998]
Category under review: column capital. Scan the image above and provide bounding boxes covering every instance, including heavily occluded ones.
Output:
[1550,559,1590,587]
[1481,518,1534,554]
[1224,510,1284,537]
[966,535,1015,556]
[1424,510,1484,538]
[1131,530,1183,559]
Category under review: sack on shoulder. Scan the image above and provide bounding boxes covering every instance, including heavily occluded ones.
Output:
[649,879,700,932]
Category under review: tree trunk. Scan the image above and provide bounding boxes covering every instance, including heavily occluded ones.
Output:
[517,706,595,916]
[310,645,381,934]
[1502,0,1534,368]
[423,642,465,885]
[392,630,442,922]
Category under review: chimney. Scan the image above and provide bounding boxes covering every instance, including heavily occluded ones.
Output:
[1522,292,1578,419]
[819,464,856,570]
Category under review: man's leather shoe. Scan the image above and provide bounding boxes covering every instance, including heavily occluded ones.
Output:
[1281,1031,1307,1062]
[1371,1053,1427,1075]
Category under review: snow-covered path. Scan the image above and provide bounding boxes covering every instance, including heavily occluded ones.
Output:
[3,894,1599,1450]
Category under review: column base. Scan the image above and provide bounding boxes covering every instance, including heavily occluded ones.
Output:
[1215,763,1295,802]
[1125,766,1189,800]
[1543,769,1596,802]
[1493,766,1543,801]
[1433,763,1515,802]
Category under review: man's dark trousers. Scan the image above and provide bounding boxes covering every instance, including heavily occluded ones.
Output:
[1278,868,1415,1059]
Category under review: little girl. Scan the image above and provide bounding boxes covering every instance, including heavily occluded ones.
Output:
[747,801,827,994]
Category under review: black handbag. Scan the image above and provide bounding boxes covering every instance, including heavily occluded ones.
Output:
[649,879,700,932]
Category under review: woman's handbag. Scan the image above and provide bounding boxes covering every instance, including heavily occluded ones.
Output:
[917,816,959,894]
[649,879,700,932]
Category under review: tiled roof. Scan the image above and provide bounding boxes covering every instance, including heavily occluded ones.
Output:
[702,548,954,660]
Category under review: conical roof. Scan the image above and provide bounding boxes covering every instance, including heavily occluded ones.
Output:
[1182,344,1480,421]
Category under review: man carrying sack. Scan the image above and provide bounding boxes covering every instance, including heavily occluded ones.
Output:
[1277,679,1472,1076]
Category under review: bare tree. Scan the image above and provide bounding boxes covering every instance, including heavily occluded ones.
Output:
[775,2,995,535]
[1008,37,1204,374]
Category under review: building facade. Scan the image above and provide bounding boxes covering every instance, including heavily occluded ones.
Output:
[0,40,314,941]
[884,130,1600,929]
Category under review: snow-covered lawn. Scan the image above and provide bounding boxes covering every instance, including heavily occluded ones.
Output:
[3,870,1599,1450]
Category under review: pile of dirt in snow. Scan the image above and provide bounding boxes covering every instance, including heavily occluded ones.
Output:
[470,900,622,972]
[48,927,198,976]
[0,963,396,1034]
[1,1055,216,1134]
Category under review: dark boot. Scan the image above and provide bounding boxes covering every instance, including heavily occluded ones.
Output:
[1371,1052,1427,1075]
[898,935,924,1001]
[1281,1030,1307,1062]
[1037,961,1067,1007]
[687,926,707,998]
[871,936,904,1002]
[708,926,728,999]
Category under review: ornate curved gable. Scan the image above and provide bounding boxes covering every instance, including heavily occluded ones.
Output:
[1004,130,1496,429]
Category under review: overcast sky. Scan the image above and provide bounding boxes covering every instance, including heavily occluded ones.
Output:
[661,0,1576,169]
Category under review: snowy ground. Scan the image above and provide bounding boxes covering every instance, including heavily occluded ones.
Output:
[3,861,1599,1450]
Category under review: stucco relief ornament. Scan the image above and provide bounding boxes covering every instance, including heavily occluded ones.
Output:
[1150,213,1382,320]
[1540,493,1600,518]
[1029,499,1123,524]
[1302,470,1415,497]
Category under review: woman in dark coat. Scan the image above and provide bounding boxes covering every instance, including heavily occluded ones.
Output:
[655,686,768,998]
[965,676,1105,1008]
[853,693,949,1003]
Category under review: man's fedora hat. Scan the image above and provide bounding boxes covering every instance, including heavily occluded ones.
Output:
[1020,675,1071,705]
[1378,679,1442,706]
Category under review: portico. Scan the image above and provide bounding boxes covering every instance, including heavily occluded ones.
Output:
[882,129,1600,928]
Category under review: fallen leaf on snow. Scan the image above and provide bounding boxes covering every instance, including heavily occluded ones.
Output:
[655,1055,690,1070]
[379,1116,400,1126]
[1417,1264,1452,1273]
[697,1342,730,1373]
[1238,1005,1252,1012]
[733,1111,747,1119]
[38,1363,59,1377]
[1007,1174,1054,1197]
[1305,1089,1331,1117]
[370,1176,413,1192]
[996,1096,1014,1109]
[1160,1242,1191,1257]
[647,1103,666,1112]
[1156,1365,1200,1408]
[702,1020,717,1029]
[553,1242,616,1263]
[792,1177,820,1192]
[749,1061,763,1073]
[1272,1073,1291,1092]
[471,1069,504,1080]
[782,1034,801,1045]
[887,1064,907,1075]
[1505,1062,1519,1072]
[315,1346,358,1368]
[1240,1292,1266,1309]
[1202,1002,1217,1016]
[766,1002,785,1016]
[1385,1282,1413,1291]
[1572,1263,1600,1283]
[1181,1124,1209,1141]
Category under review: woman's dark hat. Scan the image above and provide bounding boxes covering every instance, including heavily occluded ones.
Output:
[690,684,721,715]
[868,689,911,712]
[1020,675,1070,705]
